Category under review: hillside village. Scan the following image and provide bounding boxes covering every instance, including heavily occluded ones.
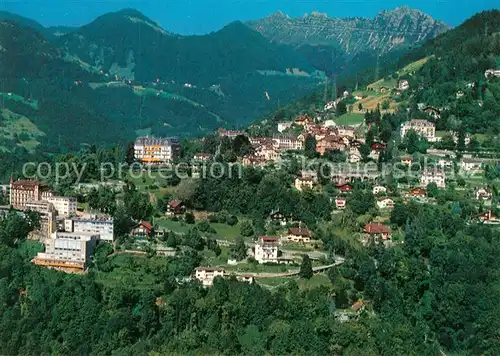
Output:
[0,8,499,356]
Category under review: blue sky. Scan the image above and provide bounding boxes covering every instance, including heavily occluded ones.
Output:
[0,0,496,34]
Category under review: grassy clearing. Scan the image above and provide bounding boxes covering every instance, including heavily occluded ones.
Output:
[0,109,45,152]
[335,113,365,126]
[224,262,293,274]
[94,254,166,290]
[257,273,331,290]
[397,56,432,76]
[155,218,192,234]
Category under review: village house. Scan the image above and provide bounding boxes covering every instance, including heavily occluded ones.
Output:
[193,153,211,162]
[218,128,247,138]
[255,236,279,264]
[337,183,353,193]
[242,155,267,167]
[334,197,347,210]
[194,267,226,287]
[420,168,446,188]
[254,143,280,162]
[286,227,313,244]
[372,185,387,195]
[398,79,409,91]
[337,126,356,138]
[166,200,186,216]
[456,90,465,99]
[475,188,492,200]
[277,122,292,133]
[400,119,436,141]
[474,210,500,225]
[363,223,392,245]
[316,135,347,155]
[460,158,483,172]
[294,177,315,191]
[423,106,441,120]
[294,115,314,127]
[324,101,337,111]
[407,187,427,199]
[130,221,154,238]
[272,135,304,151]
[268,210,293,226]
[301,170,318,182]
[377,197,395,209]
[437,159,453,169]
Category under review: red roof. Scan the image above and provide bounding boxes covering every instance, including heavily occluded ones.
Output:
[168,200,183,208]
[363,223,391,234]
[11,179,40,187]
[371,142,386,150]
[259,236,278,243]
[288,227,312,237]
[338,184,353,192]
[136,221,153,231]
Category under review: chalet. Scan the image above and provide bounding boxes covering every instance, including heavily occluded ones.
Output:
[363,223,392,244]
[255,236,279,263]
[475,188,492,200]
[294,115,314,127]
[193,153,211,162]
[335,197,347,210]
[420,168,446,188]
[474,210,500,225]
[130,221,153,238]
[195,267,226,287]
[166,200,186,216]
[316,135,347,155]
[294,177,314,191]
[407,187,427,198]
[377,197,394,209]
[373,185,387,195]
[423,106,441,120]
[287,227,313,243]
[269,210,292,226]
[352,300,366,313]
[371,142,386,151]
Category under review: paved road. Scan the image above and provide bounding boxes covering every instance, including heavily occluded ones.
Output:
[233,257,345,279]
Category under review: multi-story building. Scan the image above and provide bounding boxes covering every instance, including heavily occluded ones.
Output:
[294,177,314,191]
[398,79,409,91]
[47,196,77,217]
[33,231,98,271]
[316,135,347,155]
[65,214,114,242]
[9,178,52,210]
[420,168,446,188]
[25,200,57,240]
[272,135,304,151]
[134,136,180,164]
[277,122,292,133]
[400,120,436,141]
[255,236,279,264]
[194,267,226,287]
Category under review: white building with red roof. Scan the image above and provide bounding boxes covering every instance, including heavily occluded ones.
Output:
[255,236,279,263]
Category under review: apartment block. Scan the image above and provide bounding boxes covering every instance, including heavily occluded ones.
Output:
[134,136,180,164]
[47,196,77,217]
[400,120,436,141]
[65,214,114,242]
[32,231,98,271]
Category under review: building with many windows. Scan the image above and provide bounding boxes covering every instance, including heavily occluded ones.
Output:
[255,236,279,263]
[32,231,99,271]
[420,168,446,188]
[9,178,52,210]
[400,120,436,141]
[194,267,226,287]
[65,214,114,242]
[47,196,77,217]
[134,136,180,164]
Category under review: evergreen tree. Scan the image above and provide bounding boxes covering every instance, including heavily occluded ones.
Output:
[299,254,313,279]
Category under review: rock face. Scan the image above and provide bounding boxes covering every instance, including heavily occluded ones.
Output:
[247,7,449,55]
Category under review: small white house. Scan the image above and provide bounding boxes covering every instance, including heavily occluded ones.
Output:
[372,185,387,195]
[377,197,395,209]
